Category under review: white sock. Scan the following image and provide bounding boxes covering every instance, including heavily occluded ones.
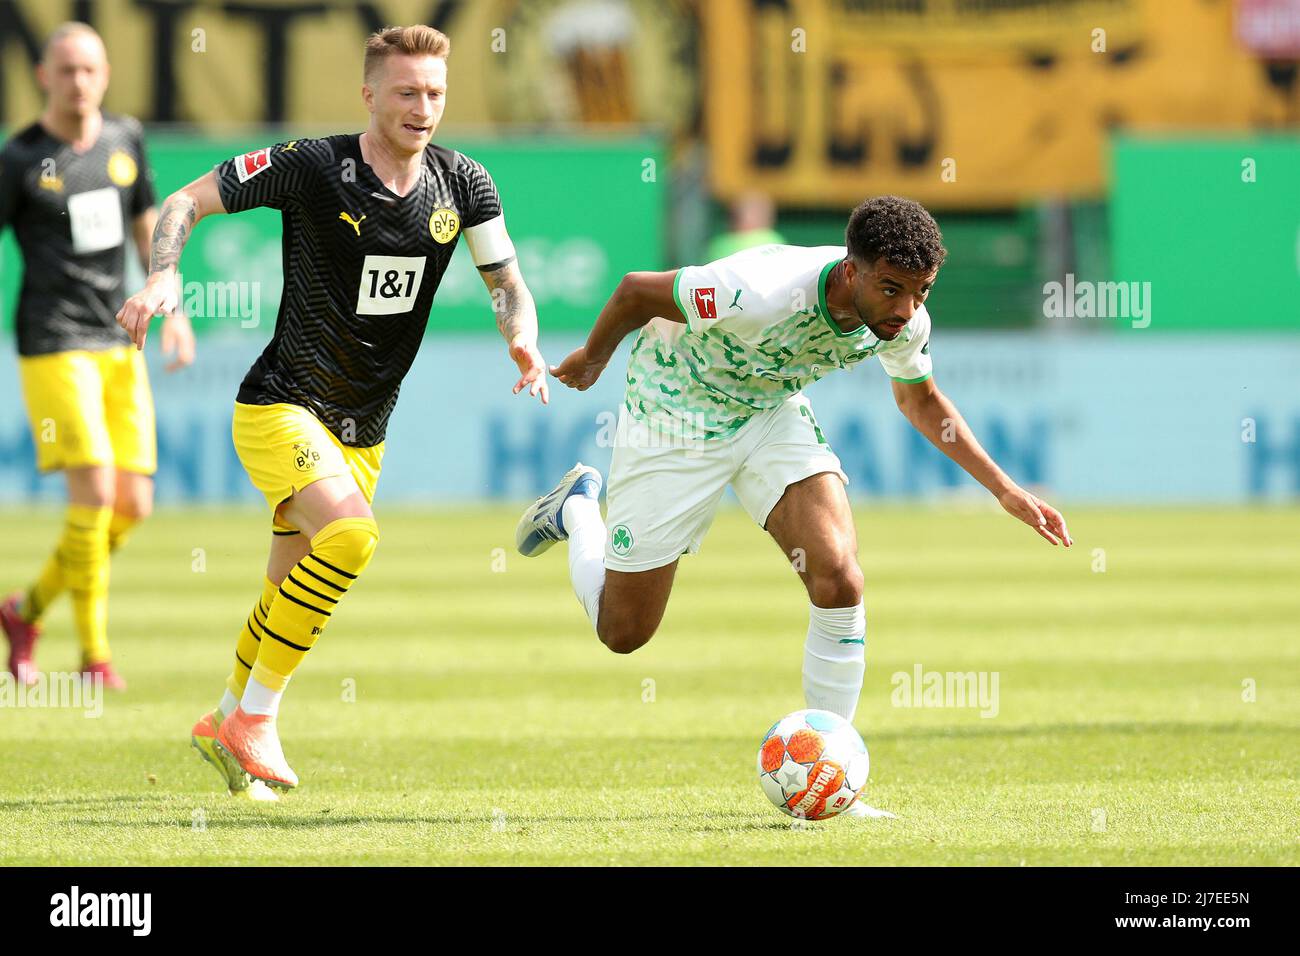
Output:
[217,689,239,718]
[240,675,284,718]
[562,495,606,628]
[802,601,866,721]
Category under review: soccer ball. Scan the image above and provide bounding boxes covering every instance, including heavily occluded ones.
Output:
[757,709,869,820]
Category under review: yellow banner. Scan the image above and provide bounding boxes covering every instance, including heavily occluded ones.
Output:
[703,0,1299,207]
[820,0,1137,49]
[0,0,697,133]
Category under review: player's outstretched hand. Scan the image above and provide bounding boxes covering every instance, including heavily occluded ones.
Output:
[161,312,196,372]
[998,486,1073,547]
[549,346,607,392]
[510,336,550,405]
[116,275,179,351]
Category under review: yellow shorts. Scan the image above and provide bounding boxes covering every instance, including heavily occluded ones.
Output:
[232,401,384,531]
[18,345,157,475]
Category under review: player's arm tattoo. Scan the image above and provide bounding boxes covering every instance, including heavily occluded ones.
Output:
[481,259,538,344]
[149,193,198,275]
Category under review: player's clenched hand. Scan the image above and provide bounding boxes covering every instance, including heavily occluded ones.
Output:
[509,336,550,405]
[116,275,179,351]
[549,346,607,391]
[998,486,1072,547]
[161,312,196,372]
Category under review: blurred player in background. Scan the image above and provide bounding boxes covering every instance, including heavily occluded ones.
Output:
[0,23,195,691]
[116,25,548,799]
[706,191,786,262]
[520,196,1072,817]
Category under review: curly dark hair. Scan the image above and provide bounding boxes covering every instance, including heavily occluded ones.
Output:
[845,196,947,273]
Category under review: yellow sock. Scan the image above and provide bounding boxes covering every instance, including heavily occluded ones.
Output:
[23,553,63,624]
[58,504,113,665]
[22,511,138,624]
[107,511,138,553]
[249,518,378,693]
[225,576,280,700]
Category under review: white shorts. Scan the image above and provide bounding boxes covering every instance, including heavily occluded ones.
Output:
[604,394,847,572]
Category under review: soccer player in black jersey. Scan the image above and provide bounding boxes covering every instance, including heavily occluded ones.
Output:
[0,23,195,692]
[117,25,548,798]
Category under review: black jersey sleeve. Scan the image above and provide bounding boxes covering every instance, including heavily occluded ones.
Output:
[458,153,503,228]
[0,141,21,233]
[214,138,329,214]
[127,119,157,217]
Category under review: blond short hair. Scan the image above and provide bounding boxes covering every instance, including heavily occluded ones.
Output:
[43,22,105,63]
[363,25,450,82]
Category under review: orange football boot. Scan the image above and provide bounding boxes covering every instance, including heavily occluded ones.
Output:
[191,709,279,801]
[214,706,299,790]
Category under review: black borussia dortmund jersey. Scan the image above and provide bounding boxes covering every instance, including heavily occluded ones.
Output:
[0,114,156,356]
[215,134,503,447]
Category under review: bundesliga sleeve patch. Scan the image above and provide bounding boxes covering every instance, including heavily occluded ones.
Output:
[691,287,718,321]
[235,147,273,183]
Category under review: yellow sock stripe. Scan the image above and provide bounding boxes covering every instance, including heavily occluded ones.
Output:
[257,618,312,652]
[304,551,357,582]
[285,571,340,604]
[244,602,266,637]
[279,569,342,615]
[275,572,335,616]
[58,543,103,563]
[296,561,349,594]
[276,586,332,617]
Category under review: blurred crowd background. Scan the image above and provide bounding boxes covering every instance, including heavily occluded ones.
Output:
[1,0,1298,505]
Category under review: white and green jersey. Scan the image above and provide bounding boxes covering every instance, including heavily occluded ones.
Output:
[623,244,933,440]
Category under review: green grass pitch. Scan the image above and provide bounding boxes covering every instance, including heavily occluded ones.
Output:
[1,504,1296,866]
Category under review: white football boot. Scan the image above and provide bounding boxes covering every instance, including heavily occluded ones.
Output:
[842,799,897,820]
[515,463,603,557]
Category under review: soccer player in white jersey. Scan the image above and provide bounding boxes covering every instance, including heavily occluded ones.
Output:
[516,196,1071,817]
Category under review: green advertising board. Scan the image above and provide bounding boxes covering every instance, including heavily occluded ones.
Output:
[1,132,665,335]
[1111,135,1300,331]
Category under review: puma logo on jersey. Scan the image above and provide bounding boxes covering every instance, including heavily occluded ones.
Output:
[729,289,743,310]
[339,212,366,236]
[281,141,299,152]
